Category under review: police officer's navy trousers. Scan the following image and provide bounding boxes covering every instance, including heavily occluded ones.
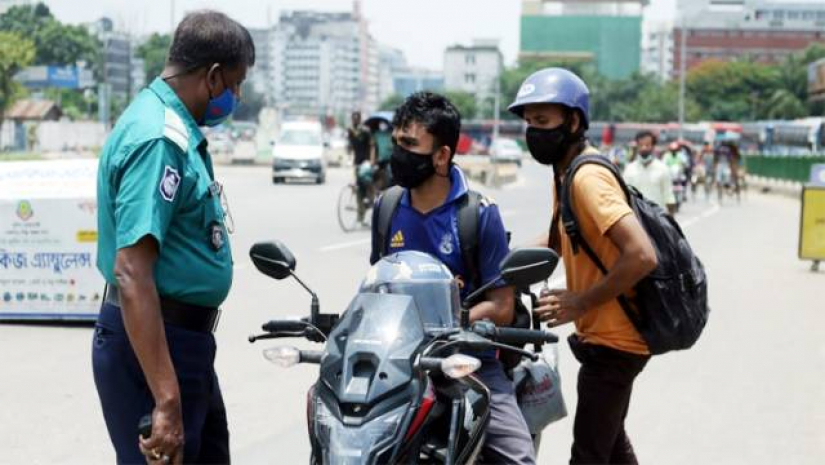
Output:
[92,303,229,464]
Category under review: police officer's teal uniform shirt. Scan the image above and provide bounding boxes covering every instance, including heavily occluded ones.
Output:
[97,77,233,308]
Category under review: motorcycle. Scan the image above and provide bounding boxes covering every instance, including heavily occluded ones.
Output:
[247,242,560,464]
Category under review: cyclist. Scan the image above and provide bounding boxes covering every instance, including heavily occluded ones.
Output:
[347,111,375,223]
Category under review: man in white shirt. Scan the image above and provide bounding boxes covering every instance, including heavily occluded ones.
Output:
[623,131,677,215]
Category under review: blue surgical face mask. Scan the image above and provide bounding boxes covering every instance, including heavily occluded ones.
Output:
[201,72,237,127]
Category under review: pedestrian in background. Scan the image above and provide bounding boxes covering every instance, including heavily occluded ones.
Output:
[623,131,677,215]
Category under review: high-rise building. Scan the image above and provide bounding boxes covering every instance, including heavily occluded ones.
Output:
[519,0,648,79]
[393,68,445,98]
[444,39,503,112]
[248,27,275,105]
[673,0,825,79]
[258,3,379,119]
[642,22,674,82]
[377,45,408,104]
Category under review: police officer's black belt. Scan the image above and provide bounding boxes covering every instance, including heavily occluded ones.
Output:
[104,285,220,333]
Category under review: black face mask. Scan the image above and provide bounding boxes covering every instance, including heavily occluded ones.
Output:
[526,124,576,166]
[391,144,437,189]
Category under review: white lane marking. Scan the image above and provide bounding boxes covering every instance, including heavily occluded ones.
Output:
[680,204,721,229]
[319,237,371,252]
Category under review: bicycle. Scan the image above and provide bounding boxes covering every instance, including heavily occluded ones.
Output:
[337,182,373,232]
[337,164,391,233]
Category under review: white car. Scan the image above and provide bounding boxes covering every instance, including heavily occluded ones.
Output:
[272,121,326,184]
[490,138,524,166]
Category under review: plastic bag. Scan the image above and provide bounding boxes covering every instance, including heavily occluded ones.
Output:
[512,343,567,434]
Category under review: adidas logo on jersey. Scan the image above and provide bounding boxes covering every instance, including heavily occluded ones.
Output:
[390,230,405,248]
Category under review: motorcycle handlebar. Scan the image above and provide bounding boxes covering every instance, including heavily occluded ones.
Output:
[300,350,324,364]
[494,327,558,346]
[262,319,307,333]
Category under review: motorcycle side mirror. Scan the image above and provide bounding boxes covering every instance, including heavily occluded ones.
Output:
[499,248,559,288]
[250,241,296,280]
[460,248,559,326]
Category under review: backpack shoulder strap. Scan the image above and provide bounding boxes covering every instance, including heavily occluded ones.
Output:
[457,190,482,290]
[560,154,631,254]
[372,185,405,263]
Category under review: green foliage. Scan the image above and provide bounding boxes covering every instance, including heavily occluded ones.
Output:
[0,3,99,67]
[0,31,35,126]
[496,42,825,123]
[379,94,405,112]
[444,91,478,120]
[136,33,171,80]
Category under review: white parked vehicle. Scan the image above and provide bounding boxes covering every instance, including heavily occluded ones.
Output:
[272,121,326,184]
[490,138,524,166]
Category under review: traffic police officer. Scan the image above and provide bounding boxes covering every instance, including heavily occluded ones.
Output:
[93,11,254,464]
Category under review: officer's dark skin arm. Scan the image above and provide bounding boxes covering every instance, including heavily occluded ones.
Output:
[470,285,515,326]
[114,236,184,463]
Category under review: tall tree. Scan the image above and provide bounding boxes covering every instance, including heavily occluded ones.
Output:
[0,3,99,67]
[0,31,36,129]
[378,94,404,112]
[444,91,478,120]
[136,33,171,80]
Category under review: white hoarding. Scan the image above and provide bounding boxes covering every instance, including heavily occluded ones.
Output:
[0,159,102,320]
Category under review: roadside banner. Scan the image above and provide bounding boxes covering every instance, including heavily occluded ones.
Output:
[0,159,102,320]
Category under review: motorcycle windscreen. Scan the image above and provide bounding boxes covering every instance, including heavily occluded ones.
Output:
[360,279,460,332]
[323,293,426,405]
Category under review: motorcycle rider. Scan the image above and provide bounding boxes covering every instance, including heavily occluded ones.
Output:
[509,68,658,465]
[370,91,536,464]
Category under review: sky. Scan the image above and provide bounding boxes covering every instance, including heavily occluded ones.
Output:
[36,0,676,69]
[33,0,819,70]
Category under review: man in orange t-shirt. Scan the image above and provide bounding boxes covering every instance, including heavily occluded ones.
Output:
[509,68,658,464]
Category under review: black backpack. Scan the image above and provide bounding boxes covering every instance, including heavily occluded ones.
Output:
[373,186,533,361]
[559,155,710,355]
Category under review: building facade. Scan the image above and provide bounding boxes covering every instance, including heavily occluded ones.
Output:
[393,68,445,98]
[255,4,379,120]
[520,0,647,79]
[444,39,503,111]
[642,22,674,82]
[673,0,825,79]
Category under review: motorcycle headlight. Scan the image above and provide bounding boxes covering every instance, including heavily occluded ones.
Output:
[315,398,406,463]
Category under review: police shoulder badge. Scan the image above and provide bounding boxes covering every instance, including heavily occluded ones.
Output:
[159,166,181,202]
